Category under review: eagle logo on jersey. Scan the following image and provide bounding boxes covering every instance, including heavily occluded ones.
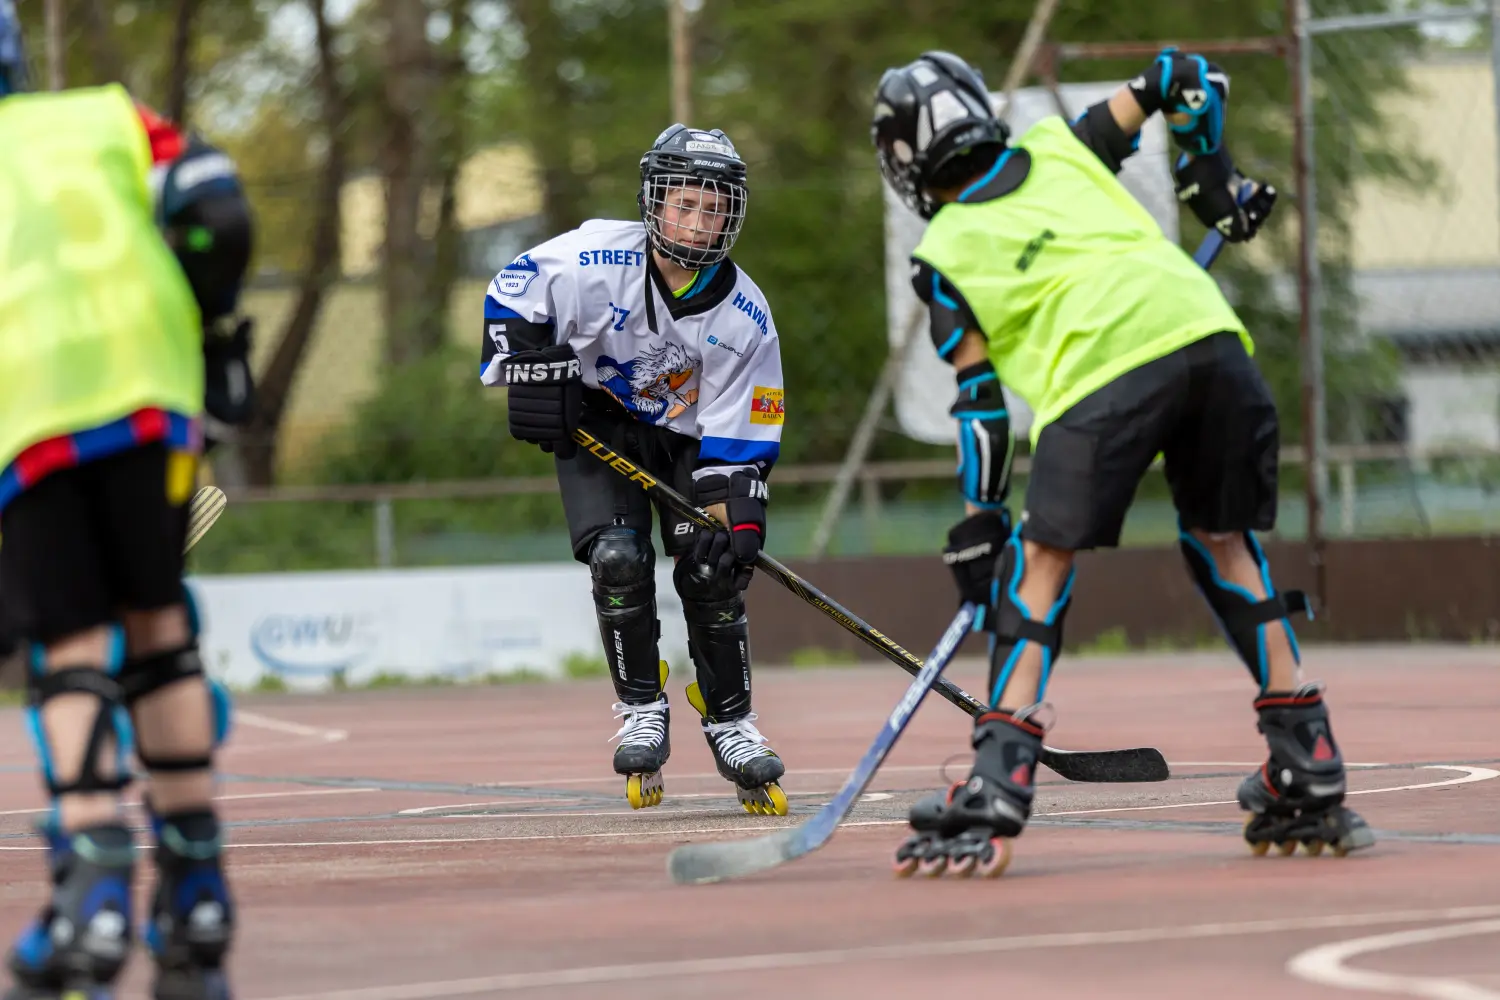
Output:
[597,343,698,423]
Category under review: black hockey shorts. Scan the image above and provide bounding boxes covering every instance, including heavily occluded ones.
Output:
[554,402,703,563]
[1020,330,1280,551]
[0,442,194,645]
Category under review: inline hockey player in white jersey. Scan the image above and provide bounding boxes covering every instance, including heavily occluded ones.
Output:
[480,123,790,816]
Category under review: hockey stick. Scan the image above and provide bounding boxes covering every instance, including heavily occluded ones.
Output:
[185,486,227,554]
[667,602,979,885]
[573,428,1169,784]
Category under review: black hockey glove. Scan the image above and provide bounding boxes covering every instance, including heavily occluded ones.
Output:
[203,316,256,426]
[692,471,768,591]
[1174,149,1277,243]
[951,361,1015,510]
[1127,46,1228,156]
[943,509,1012,632]
[501,343,583,460]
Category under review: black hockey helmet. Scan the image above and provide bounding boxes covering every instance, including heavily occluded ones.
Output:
[871,51,1009,220]
[638,123,748,270]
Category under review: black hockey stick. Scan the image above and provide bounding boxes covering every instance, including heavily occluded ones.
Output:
[668,602,979,885]
[573,427,1169,784]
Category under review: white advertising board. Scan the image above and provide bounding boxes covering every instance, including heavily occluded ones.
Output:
[188,563,690,691]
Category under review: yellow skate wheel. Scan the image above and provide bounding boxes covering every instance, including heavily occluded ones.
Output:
[977,838,1013,879]
[626,771,664,809]
[1332,843,1349,858]
[1276,840,1297,856]
[735,783,788,817]
[1303,839,1325,857]
[893,855,919,878]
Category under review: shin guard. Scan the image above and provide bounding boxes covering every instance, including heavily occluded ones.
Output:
[589,527,664,705]
[986,533,1075,709]
[1179,529,1310,689]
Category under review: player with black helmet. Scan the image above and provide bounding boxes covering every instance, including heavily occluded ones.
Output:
[481,123,790,816]
[870,50,1372,876]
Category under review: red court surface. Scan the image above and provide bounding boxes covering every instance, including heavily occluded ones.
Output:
[0,645,1495,999]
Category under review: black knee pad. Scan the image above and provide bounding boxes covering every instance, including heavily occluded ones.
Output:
[1178,529,1309,690]
[986,534,1075,708]
[24,628,134,799]
[119,643,229,774]
[674,557,752,721]
[588,527,662,703]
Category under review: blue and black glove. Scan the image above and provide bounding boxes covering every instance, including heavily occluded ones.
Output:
[1175,148,1277,243]
[951,360,1014,510]
[1127,46,1229,157]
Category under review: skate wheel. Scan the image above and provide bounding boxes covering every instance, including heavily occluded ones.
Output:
[917,854,948,878]
[949,853,979,878]
[893,853,920,878]
[1302,839,1325,857]
[1331,843,1349,858]
[976,838,1013,878]
[735,783,789,817]
[1248,839,1270,856]
[1276,840,1297,856]
[626,771,664,809]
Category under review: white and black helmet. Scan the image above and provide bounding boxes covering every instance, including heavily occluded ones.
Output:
[638,123,748,270]
[871,51,1009,220]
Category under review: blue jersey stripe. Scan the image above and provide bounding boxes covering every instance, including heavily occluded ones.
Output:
[698,436,780,466]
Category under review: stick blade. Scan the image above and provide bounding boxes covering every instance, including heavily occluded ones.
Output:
[185,486,227,554]
[667,827,807,885]
[1042,746,1170,783]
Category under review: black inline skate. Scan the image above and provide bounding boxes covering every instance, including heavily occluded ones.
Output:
[1238,683,1375,858]
[686,680,787,816]
[610,661,671,810]
[5,821,135,1000]
[894,706,1046,879]
[144,808,234,1000]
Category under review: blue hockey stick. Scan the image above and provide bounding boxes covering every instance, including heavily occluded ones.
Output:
[667,602,978,885]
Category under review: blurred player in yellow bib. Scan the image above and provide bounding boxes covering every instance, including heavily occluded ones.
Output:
[0,8,256,998]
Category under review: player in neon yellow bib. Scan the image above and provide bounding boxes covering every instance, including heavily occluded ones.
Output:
[0,11,254,999]
[871,51,1373,876]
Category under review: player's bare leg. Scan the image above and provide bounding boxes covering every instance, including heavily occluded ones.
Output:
[7,623,138,1000]
[120,599,235,1000]
[1180,529,1373,858]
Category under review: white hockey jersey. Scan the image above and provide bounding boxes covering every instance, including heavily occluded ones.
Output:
[480,219,784,482]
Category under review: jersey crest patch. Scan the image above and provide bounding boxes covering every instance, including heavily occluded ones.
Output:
[496,254,540,297]
[597,343,698,424]
[749,386,784,425]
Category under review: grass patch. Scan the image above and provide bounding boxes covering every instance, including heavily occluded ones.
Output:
[562,653,610,679]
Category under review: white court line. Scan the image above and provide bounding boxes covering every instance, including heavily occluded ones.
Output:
[398,791,893,817]
[1287,919,1500,998]
[252,905,1500,1000]
[0,764,1486,852]
[400,766,1499,824]
[236,711,348,744]
[1045,766,1499,818]
[0,787,379,818]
